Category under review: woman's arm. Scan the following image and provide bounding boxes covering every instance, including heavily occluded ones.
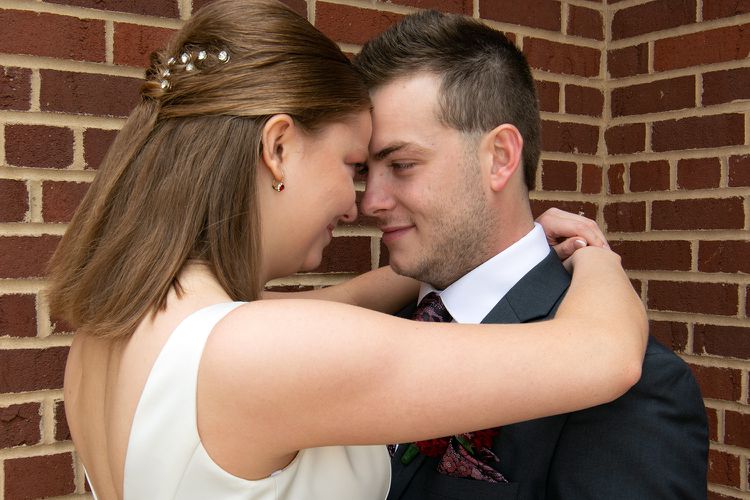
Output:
[263,208,608,311]
[263,265,419,313]
[203,246,647,456]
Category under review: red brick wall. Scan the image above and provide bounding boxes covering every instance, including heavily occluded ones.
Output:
[0,1,747,498]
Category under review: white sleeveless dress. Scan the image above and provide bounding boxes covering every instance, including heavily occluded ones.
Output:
[89,302,391,499]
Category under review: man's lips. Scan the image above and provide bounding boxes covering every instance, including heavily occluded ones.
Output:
[380,225,414,244]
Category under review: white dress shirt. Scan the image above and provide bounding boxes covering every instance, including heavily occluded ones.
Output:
[418,223,552,324]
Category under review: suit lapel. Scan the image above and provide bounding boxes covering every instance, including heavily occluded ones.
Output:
[481,250,572,484]
[482,250,570,324]
[388,445,428,499]
[388,250,570,498]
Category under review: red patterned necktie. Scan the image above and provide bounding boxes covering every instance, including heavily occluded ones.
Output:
[413,292,453,323]
[406,291,507,483]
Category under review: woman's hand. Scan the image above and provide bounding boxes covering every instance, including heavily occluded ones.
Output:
[535,208,610,265]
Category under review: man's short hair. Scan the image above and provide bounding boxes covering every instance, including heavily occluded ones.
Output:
[355,10,541,189]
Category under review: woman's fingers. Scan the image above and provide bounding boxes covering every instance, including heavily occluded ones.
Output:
[536,208,610,249]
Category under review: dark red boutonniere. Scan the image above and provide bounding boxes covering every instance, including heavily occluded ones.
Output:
[400,428,500,465]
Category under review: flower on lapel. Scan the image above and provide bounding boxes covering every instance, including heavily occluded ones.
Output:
[400,428,501,464]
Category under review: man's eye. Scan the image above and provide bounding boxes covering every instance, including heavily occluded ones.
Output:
[391,162,415,170]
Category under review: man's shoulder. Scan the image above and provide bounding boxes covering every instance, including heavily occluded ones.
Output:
[636,336,703,395]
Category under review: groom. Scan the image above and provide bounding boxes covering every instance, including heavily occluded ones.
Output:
[355,11,708,500]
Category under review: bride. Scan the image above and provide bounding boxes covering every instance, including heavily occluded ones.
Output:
[47,1,647,498]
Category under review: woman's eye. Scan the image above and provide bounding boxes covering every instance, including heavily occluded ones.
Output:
[354,162,369,175]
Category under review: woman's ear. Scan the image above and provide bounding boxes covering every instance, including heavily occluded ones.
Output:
[480,124,524,193]
[260,114,295,183]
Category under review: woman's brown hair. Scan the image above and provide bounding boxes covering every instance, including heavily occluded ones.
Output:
[47,0,370,339]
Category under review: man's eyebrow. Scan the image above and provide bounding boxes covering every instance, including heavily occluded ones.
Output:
[373,142,427,161]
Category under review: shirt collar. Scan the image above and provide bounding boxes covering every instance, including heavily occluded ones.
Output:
[418,223,551,324]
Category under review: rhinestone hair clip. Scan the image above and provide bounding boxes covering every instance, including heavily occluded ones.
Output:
[157,46,231,91]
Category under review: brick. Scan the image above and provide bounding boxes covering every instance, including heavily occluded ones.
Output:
[45,0,179,17]
[607,163,625,194]
[480,0,561,31]
[677,157,721,189]
[565,85,603,117]
[0,66,31,111]
[629,160,670,192]
[114,23,176,68]
[41,70,141,118]
[652,114,744,152]
[725,411,750,447]
[581,163,602,194]
[567,5,603,40]
[607,43,648,78]
[703,67,750,106]
[524,38,600,77]
[652,197,744,230]
[699,240,750,274]
[315,3,402,46]
[84,129,119,170]
[0,403,41,448]
[630,279,642,296]
[704,0,750,20]
[603,201,645,232]
[5,125,73,169]
[0,294,36,338]
[55,400,70,442]
[689,364,742,401]
[541,160,577,191]
[0,179,28,222]
[612,0,696,40]
[654,24,750,72]
[535,80,559,113]
[707,492,743,500]
[0,10,105,62]
[0,235,61,279]
[540,120,599,155]
[389,0,472,14]
[610,240,691,271]
[649,320,688,353]
[605,123,645,155]
[708,449,741,488]
[530,200,597,220]
[648,281,738,316]
[611,76,695,117]
[42,181,90,224]
[728,155,750,187]
[695,324,750,360]
[4,452,75,500]
[310,236,371,273]
[0,347,68,393]
[280,0,308,17]
[706,407,719,441]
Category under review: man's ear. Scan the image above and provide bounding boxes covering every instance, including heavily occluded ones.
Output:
[260,114,295,183]
[480,124,524,193]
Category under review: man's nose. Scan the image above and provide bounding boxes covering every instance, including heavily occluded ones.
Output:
[361,171,395,217]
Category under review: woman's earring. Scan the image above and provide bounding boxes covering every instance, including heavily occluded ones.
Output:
[272,179,285,192]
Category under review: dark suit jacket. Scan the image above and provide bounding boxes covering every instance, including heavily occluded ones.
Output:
[387,250,708,500]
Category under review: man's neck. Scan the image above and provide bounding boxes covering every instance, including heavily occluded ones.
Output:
[419,222,551,323]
